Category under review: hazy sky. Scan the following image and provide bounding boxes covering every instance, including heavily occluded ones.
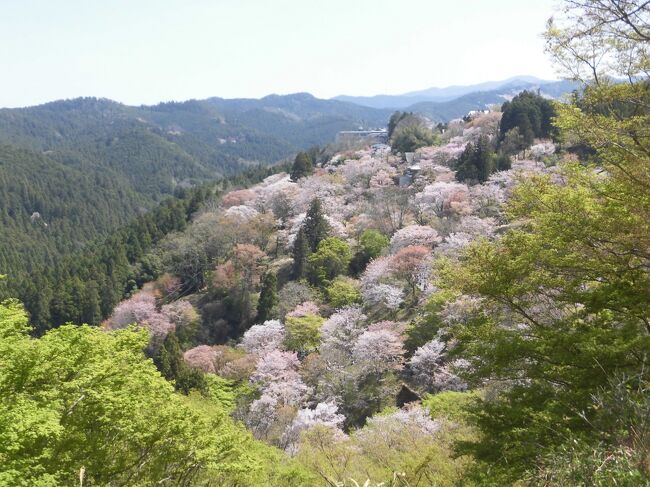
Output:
[0,0,560,108]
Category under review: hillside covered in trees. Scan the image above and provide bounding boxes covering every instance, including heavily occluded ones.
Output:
[2,0,650,485]
[0,94,387,326]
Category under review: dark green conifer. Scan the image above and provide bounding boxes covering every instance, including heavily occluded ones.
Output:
[256,271,278,323]
[292,227,309,279]
[303,198,330,252]
[290,151,314,181]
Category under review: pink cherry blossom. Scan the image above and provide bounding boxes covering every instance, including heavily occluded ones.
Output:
[240,320,286,355]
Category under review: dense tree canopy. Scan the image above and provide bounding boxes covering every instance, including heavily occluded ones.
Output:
[0,298,313,486]
[499,91,556,146]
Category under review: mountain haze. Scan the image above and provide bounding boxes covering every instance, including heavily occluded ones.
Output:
[333,76,580,109]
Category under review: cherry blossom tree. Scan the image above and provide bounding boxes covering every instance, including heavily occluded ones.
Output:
[367,320,405,334]
[286,301,320,318]
[104,290,174,338]
[215,352,257,381]
[469,183,506,217]
[221,188,257,208]
[436,233,476,256]
[160,299,199,330]
[358,405,441,442]
[223,205,260,220]
[408,339,466,392]
[239,320,285,355]
[282,401,346,455]
[320,306,367,356]
[183,345,218,374]
[439,294,485,327]
[389,225,441,253]
[212,261,237,290]
[412,182,471,221]
[360,257,405,310]
[417,140,467,168]
[529,140,556,160]
[154,273,183,300]
[361,283,404,310]
[352,328,405,374]
[245,393,281,440]
[251,350,310,406]
[369,169,396,188]
[369,186,412,234]
[391,245,434,300]
[336,155,394,189]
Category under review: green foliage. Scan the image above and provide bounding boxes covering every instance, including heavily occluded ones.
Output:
[292,227,310,279]
[303,198,330,252]
[1,165,281,334]
[527,372,650,486]
[454,135,496,183]
[307,237,353,286]
[439,164,650,481]
[325,277,362,308]
[494,151,512,171]
[0,299,255,485]
[257,271,279,323]
[404,293,448,354]
[391,120,438,154]
[530,441,649,487]
[350,229,389,275]
[387,111,410,138]
[284,313,325,354]
[153,331,208,394]
[499,127,527,157]
[290,151,314,181]
[499,90,556,146]
[0,298,315,486]
[422,390,480,423]
[0,93,382,333]
[297,410,475,487]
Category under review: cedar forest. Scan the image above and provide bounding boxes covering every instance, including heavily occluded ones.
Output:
[1,1,649,486]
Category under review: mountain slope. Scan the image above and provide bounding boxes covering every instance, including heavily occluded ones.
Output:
[0,93,392,299]
[0,144,145,276]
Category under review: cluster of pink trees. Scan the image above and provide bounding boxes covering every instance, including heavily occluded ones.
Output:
[412,182,472,220]
[389,225,441,253]
[360,243,434,308]
[104,290,197,342]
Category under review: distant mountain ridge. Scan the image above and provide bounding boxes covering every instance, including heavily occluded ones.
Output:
[333,76,580,109]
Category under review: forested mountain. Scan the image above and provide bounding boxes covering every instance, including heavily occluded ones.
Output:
[0,144,145,274]
[0,84,576,286]
[0,94,389,293]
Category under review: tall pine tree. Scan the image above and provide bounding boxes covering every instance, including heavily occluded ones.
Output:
[290,152,314,181]
[292,227,309,279]
[303,198,330,252]
[256,271,278,323]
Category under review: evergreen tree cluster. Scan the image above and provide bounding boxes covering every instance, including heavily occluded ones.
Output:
[1,164,284,335]
[292,198,332,279]
[388,112,438,154]
[499,90,556,147]
[290,151,314,181]
[454,135,505,183]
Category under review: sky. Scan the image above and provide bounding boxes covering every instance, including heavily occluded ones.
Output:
[0,0,560,108]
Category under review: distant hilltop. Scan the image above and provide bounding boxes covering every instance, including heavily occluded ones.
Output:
[333,76,580,110]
